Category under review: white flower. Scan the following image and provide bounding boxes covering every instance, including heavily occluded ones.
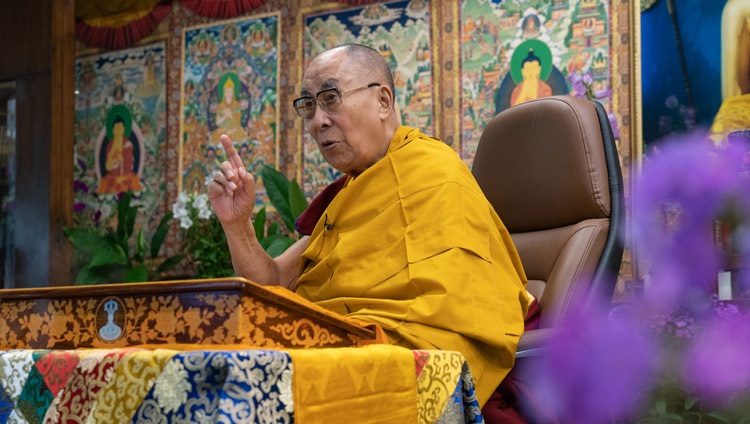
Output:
[99,203,112,220]
[179,215,193,229]
[194,193,213,220]
[172,191,190,220]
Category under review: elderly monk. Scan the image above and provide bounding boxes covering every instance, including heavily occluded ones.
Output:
[207,44,530,408]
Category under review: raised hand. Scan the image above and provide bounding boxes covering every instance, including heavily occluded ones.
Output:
[207,134,257,226]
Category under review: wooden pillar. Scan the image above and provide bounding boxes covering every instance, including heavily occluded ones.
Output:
[49,0,75,286]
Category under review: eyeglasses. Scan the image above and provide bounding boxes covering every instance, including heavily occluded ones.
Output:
[293,82,380,119]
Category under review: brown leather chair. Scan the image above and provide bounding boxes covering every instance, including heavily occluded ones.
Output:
[473,94,625,353]
[473,95,625,422]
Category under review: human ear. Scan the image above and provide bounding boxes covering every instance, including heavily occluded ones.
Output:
[378,85,394,115]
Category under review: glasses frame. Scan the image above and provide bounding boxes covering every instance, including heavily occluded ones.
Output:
[293,82,380,119]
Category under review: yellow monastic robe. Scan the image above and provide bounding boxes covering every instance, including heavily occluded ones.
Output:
[295,126,529,405]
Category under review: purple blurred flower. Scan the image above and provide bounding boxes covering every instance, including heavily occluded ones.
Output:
[711,299,741,320]
[659,96,696,135]
[658,115,674,135]
[648,312,697,339]
[568,71,618,138]
[542,133,750,421]
[527,304,659,423]
[73,180,89,194]
[665,95,680,109]
[633,135,750,312]
[608,112,619,139]
[73,202,86,213]
[76,157,86,170]
[594,86,612,99]
[581,72,593,86]
[568,70,593,99]
[682,316,750,406]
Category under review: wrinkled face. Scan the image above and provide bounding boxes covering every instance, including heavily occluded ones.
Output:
[300,49,390,177]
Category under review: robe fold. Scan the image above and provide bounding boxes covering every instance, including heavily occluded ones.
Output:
[295,126,529,405]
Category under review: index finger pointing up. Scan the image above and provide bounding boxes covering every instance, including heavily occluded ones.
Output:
[220,134,244,169]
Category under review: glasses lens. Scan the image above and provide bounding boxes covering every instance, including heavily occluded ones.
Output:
[294,98,315,118]
[318,89,341,112]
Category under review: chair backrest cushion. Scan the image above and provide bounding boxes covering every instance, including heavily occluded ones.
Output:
[472,95,619,327]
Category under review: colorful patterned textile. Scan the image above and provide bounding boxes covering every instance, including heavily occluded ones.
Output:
[75,0,172,50]
[414,350,484,424]
[0,348,481,423]
[179,0,267,19]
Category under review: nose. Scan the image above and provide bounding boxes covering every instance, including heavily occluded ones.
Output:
[305,103,332,135]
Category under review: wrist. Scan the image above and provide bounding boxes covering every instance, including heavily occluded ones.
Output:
[221,217,256,240]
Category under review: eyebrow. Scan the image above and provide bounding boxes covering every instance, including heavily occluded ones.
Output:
[300,78,341,97]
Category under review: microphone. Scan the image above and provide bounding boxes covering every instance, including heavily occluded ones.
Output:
[324,213,334,231]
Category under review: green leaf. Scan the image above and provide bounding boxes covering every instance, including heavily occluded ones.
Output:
[288,179,308,227]
[75,265,101,285]
[124,265,149,283]
[653,399,667,415]
[683,397,699,411]
[150,212,173,259]
[260,165,293,231]
[260,234,283,250]
[157,254,186,273]
[79,263,127,285]
[116,192,132,241]
[253,207,266,242]
[267,221,281,236]
[704,412,732,423]
[90,243,128,267]
[125,205,138,241]
[135,228,146,262]
[265,237,295,258]
[63,227,110,257]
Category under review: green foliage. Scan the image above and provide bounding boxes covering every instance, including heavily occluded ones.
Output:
[256,164,309,257]
[173,165,309,277]
[259,165,309,233]
[173,192,234,278]
[64,192,186,285]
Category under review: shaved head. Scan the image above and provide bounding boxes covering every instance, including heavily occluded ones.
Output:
[336,44,396,101]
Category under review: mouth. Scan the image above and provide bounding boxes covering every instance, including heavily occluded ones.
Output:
[319,139,337,150]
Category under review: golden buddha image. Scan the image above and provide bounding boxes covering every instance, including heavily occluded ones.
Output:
[97,104,143,194]
[510,48,553,107]
[210,72,249,144]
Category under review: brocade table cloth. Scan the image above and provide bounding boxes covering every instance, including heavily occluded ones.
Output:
[0,345,484,423]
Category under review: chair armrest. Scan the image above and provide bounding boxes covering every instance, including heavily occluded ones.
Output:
[515,328,557,358]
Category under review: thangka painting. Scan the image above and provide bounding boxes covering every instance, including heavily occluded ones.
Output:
[301,0,434,198]
[460,0,613,164]
[180,12,280,206]
[74,41,167,231]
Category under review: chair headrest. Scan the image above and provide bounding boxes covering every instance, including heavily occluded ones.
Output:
[472,96,611,233]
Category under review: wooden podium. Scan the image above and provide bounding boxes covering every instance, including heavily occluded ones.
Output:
[0,278,381,349]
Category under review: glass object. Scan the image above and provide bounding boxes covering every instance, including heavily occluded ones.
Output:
[293,83,380,119]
